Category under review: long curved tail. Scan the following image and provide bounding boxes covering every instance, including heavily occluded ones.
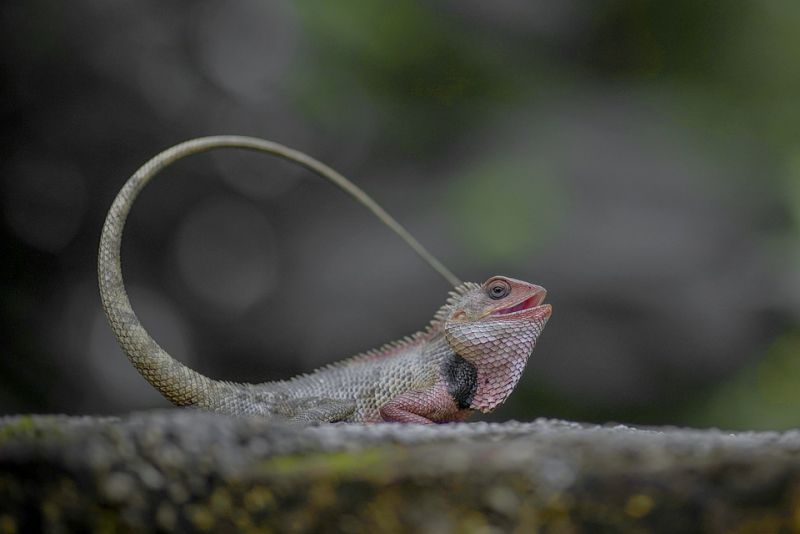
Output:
[98,135,461,408]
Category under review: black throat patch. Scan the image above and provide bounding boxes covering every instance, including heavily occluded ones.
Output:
[442,353,477,410]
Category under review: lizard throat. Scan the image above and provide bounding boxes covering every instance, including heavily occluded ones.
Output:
[444,316,546,412]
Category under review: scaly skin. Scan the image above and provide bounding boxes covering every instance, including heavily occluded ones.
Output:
[99,136,552,423]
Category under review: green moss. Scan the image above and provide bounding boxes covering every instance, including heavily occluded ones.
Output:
[0,416,35,444]
[262,447,394,480]
[0,416,65,446]
[0,514,18,534]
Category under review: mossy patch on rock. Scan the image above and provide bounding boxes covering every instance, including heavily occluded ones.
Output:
[1,411,799,532]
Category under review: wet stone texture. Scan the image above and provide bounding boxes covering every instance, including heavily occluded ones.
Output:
[1,412,800,533]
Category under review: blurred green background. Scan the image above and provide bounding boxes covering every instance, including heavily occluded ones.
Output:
[2,1,799,429]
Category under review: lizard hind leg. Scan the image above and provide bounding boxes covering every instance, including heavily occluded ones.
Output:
[285,398,357,423]
[379,384,463,424]
[379,403,436,424]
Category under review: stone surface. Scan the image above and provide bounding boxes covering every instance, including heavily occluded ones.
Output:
[1,411,799,532]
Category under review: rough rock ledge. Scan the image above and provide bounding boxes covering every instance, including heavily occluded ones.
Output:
[1,411,799,533]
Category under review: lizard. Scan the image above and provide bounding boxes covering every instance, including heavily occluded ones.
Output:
[98,136,552,423]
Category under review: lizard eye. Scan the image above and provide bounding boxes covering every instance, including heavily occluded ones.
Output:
[487,279,511,300]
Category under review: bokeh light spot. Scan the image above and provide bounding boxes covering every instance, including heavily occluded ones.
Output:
[174,198,277,313]
[3,161,87,253]
[214,150,301,200]
[194,0,297,101]
[450,158,564,262]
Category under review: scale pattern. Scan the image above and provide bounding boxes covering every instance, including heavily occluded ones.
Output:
[250,333,454,422]
[98,141,229,411]
[98,137,552,423]
[445,316,545,413]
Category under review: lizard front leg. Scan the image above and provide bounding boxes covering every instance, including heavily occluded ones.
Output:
[379,383,471,424]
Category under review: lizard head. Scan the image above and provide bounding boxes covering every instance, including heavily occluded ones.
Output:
[440,276,552,413]
[444,276,551,324]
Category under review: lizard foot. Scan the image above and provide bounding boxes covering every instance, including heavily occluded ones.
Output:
[287,398,357,423]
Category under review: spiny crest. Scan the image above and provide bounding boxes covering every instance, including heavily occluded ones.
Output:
[310,333,427,374]
[305,281,481,374]
[433,281,481,322]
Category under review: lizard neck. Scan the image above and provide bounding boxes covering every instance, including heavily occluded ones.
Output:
[443,317,543,413]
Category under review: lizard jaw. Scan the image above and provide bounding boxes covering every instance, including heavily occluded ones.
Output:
[490,289,551,321]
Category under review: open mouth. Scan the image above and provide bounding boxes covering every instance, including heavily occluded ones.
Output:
[491,291,547,316]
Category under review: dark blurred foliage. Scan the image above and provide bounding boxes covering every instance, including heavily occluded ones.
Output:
[2,1,799,429]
